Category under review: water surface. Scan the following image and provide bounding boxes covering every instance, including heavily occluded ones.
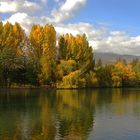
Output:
[0,89,140,140]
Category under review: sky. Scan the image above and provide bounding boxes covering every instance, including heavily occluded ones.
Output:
[0,0,140,55]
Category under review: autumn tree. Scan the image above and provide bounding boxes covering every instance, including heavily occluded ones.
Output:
[29,24,57,85]
[57,34,94,88]
[0,22,25,53]
[40,25,57,85]
[111,61,136,87]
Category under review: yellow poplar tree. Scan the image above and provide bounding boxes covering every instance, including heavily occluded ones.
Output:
[0,22,25,53]
[40,24,57,85]
[29,25,44,59]
[30,24,57,85]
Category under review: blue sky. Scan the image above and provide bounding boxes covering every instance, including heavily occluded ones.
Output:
[0,0,140,55]
[68,0,140,35]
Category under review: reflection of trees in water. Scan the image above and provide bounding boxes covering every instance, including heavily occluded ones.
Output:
[92,89,140,117]
[38,90,95,140]
[55,90,95,140]
[0,89,140,140]
[0,89,95,140]
[0,90,42,140]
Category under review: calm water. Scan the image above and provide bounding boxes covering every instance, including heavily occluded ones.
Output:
[0,89,140,140]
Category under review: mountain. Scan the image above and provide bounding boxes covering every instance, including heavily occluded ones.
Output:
[94,52,140,64]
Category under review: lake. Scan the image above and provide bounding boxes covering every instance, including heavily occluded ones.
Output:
[0,89,140,140]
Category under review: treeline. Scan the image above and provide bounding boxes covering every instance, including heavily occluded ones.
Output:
[0,21,140,88]
[95,59,140,88]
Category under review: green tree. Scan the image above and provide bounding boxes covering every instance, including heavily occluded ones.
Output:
[96,65,112,87]
[0,47,23,87]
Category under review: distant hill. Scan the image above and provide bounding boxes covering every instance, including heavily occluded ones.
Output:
[94,52,140,64]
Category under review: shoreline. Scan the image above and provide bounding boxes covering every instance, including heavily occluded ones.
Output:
[0,86,140,90]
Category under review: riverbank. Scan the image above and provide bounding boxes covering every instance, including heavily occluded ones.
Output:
[0,85,140,90]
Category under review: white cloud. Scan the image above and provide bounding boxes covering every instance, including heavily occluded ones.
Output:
[0,0,40,13]
[60,0,86,11]
[55,23,105,39]
[4,12,53,33]
[52,0,87,23]
[4,13,33,33]
[1,0,87,24]
[95,31,140,55]
[0,2,17,13]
